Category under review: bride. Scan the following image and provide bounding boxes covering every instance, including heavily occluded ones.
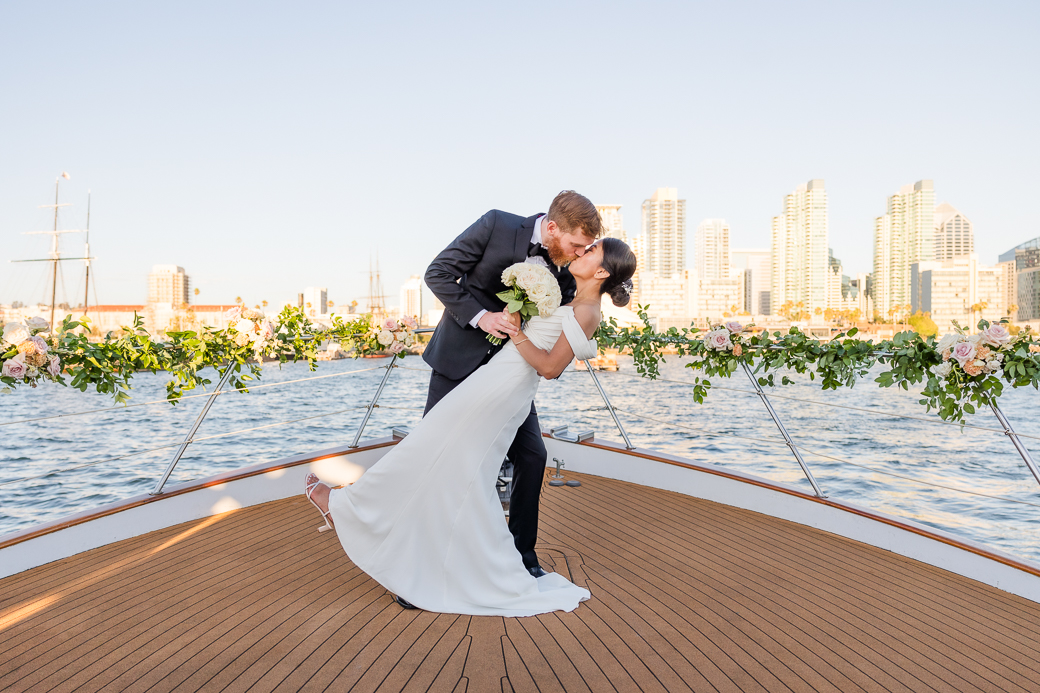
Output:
[304,237,637,617]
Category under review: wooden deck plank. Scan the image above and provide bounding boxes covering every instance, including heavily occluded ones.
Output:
[0,502,314,671]
[2,471,1040,693]
[567,478,1040,690]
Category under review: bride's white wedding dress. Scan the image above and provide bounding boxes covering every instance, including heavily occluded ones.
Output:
[326,305,596,617]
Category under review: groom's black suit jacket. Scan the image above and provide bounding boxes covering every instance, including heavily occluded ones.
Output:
[423,210,576,381]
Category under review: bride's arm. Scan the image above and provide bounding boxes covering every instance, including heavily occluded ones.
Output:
[507,305,600,379]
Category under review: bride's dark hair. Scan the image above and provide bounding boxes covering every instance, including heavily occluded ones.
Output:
[598,237,637,307]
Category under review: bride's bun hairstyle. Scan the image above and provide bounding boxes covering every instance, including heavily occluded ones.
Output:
[598,237,637,307]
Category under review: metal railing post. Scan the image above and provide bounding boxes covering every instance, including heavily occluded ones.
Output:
[583,360,635,449]
[740,360,826,498]
[349,354,399,448]
[988,399,1040,488]
[150,364,237,495]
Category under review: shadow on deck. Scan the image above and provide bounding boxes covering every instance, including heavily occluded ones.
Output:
[2,471,1039,692]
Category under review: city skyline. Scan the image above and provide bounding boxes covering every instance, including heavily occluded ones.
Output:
[2,2,1037,307]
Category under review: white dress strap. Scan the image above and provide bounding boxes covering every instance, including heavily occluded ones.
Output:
[561,310,598,360]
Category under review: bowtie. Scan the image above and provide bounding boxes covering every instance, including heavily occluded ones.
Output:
[528,242,550,261]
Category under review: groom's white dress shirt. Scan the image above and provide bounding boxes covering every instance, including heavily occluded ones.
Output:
[468,214,546,329]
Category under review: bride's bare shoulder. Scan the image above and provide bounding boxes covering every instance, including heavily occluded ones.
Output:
[571,303,601,338]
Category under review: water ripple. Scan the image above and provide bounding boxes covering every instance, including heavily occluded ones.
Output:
[1,356,1038,562]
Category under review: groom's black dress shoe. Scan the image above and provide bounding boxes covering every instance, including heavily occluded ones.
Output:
[528,566,547,578]
[393,595,417,609]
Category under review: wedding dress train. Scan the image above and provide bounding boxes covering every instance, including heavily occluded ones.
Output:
[326,306,596,616]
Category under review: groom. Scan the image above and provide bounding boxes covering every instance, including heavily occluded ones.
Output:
[422,190,603,578]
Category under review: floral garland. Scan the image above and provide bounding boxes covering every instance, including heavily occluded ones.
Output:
[0,306,418,404]
[1,318,63,386]
[596,306,1040,424]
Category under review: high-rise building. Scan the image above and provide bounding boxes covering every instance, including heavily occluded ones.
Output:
[640,188,686,278]
[872,180,935,319]
[694,219,730,280]
[731,249,771,316]
[303,287,328,317]
[595,205,626,242]
[934,203,974,261]
[999,238,1040,321]
[399,275,423,319]
[770,179,829,316]
[147,265,190,306]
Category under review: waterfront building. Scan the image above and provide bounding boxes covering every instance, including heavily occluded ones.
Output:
[640,188,686,278]
[638,270,694,329]
[628,234,646,304]
[595,205,626,242]
[731,249,771,316]
[147,265,190,306]
[872,180,935,319]
[850,274,873,318]
[303,287,328,317]
[399,275,423,319]
[910,255,1006,332]
[999,238,1040,321]
[770,179,829,316]
[934,203,974,261]
[694,219,730,281]
[398,275,442,325]
[692,272,745,320]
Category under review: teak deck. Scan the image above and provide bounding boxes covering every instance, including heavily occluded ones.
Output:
[2,471,1039,692]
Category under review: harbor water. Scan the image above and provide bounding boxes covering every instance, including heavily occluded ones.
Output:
[2,355,1039,563]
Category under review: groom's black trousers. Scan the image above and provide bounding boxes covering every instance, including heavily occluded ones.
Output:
[424,369,546,571]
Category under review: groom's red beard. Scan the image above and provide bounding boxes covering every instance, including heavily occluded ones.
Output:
[545,236,575,267]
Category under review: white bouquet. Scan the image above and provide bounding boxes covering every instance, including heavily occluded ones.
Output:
[488,263,562,345]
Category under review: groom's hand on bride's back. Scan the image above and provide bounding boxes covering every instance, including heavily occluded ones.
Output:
[478,310,518,340]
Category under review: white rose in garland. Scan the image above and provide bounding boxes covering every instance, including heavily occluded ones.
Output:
[2,322,30,346]
[25,316,50,332]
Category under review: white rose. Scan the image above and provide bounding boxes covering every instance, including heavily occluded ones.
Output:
[935,333,961,353]
[986,359,1001,372]
[25,316,50,332]
[2,322,30,346]
[234,318,254,334]
[930,362,953,379]
[377,329,394,346]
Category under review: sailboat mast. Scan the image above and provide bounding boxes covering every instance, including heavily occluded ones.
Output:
[83,191,91,316]
[50,177,60,328]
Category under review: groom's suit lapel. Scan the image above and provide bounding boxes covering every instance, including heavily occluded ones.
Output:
[513,215,539,266]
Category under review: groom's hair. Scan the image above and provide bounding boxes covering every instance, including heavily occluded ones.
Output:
[547,191,603,239]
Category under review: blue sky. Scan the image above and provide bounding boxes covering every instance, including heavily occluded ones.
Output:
[1,1,1037,309]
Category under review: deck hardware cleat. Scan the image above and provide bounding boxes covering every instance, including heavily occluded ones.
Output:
[549,457,566,486]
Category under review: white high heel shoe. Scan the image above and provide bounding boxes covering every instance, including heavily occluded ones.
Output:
[305,473,335,533]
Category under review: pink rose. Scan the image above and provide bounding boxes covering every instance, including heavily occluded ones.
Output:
[725,321,744,334]
[47,356,61,377]
[258,320,275,340]
[951,341,976,365]
[383,318,398,331]
[29,335,49,354]
[389,341,406,354]
[981,324,1011,347]
[705,328,733,351]
[2,353,28,380]
[225,306,242,321]
[402,316,418,330]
